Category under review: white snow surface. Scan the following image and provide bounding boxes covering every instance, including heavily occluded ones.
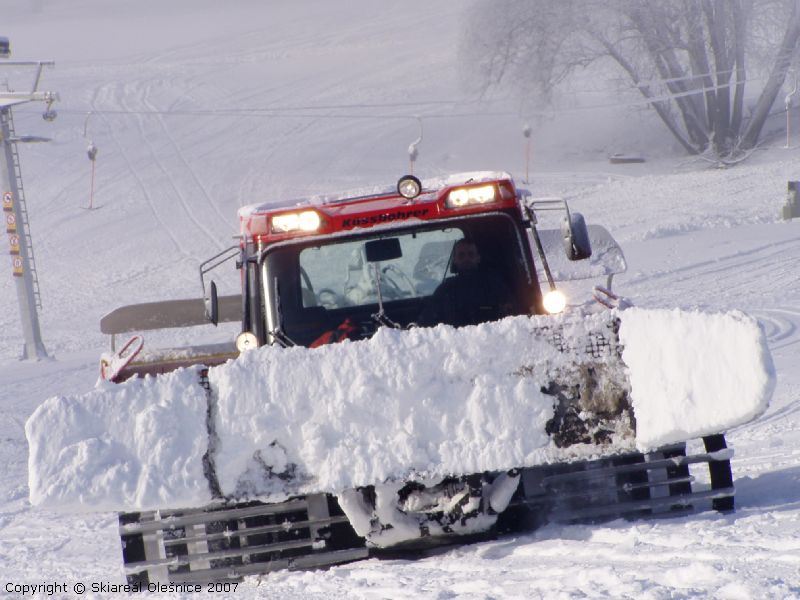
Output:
[1,1,800,598]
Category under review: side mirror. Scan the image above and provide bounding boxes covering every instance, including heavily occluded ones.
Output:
[562,212,592,261]
[205,280,219,326]
[365,238,402,263]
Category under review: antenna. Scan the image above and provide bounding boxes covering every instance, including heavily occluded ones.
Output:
[408,116,423,174]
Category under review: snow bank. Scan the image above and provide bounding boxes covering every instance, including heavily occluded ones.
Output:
[25,368,211,512]
[619,308,775,449]
[25,309,774,512]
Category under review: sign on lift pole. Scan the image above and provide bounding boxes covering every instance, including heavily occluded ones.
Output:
[0,50,57,360]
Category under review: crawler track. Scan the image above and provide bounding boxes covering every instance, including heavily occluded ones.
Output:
[120,436,735,584]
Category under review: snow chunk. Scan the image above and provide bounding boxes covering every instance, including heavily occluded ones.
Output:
[210,319,561,498]
[26,367,211,512]
[619,308,775,449]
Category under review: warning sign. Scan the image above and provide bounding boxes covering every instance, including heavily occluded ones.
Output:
[6,213,16,233]
[2,192,12,212]
[11,255,23,276]
[8,233,19,254]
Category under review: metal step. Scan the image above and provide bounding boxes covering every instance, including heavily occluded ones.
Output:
[119,499,311,535]
[534,473,697,503]
[120,494,367,585]
[161,514,352,547]
[546,486,735,523]
[125,537,324,572]
[538,450,731,487]
[621,474,694,492]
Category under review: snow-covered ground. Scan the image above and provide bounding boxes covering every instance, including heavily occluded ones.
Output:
[1,1,799,598]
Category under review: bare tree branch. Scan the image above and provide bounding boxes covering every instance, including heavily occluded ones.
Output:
[462,0,800,159]
[740,0,800,148]
[595,32,700,154]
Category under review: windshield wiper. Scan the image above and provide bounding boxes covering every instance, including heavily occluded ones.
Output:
[370,264,401,329]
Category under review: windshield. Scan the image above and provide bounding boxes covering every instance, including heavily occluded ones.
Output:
[261,214,539,347]
[299,228,462,309]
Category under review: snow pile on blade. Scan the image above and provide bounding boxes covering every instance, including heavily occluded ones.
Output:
[210,321,566,499]
[26,368,212,510]
[620,309,775,447]
[26,308,774,513]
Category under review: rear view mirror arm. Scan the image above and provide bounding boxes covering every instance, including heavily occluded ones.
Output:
[524,205,557,292]
[199,245,241,324]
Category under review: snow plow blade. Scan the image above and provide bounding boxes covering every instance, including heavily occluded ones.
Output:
[26,308,774,583]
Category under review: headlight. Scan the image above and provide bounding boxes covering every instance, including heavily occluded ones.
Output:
[445,184,496,208]
[543,290,567,314]
[271,210,321,233]
[236,331,258,352]
[298,210,321,231]
[397,175,422,199]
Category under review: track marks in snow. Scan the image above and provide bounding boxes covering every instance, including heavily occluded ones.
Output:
[125,81,228,251]
[140,85,233,237]
[254,514,800,600]
[755,307,800,351]
[93,78,239,258]
[624,234,800,314]
[96,87,191,259]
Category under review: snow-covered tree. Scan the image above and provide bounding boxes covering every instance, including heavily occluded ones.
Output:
[463,0,800,159]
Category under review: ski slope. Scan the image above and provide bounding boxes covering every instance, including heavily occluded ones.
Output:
[1,1,799,598]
